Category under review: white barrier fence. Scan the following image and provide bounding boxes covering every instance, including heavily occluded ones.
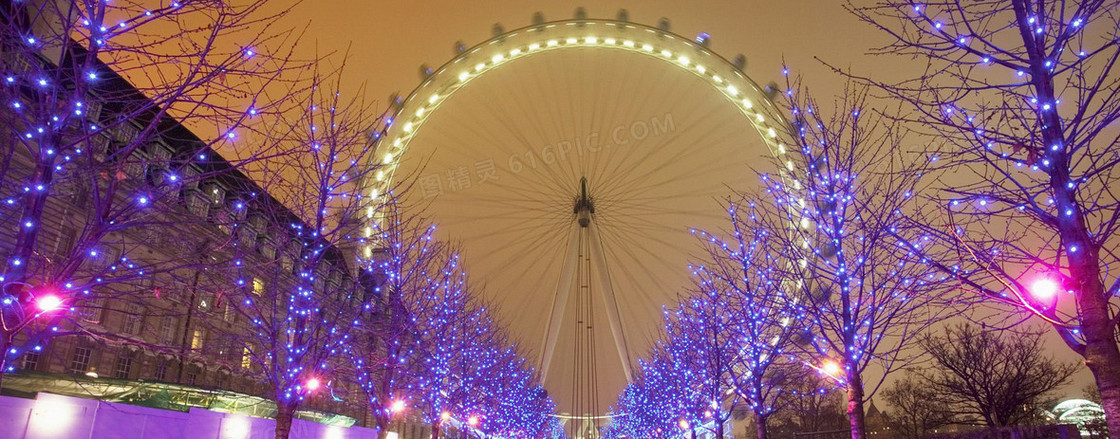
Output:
[0,392,378,439]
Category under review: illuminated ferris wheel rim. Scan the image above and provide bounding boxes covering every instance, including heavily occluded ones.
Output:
[360,17,797,250]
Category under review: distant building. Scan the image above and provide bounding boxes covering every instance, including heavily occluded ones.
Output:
[1049,399,1107,437]
[866,400,891,437]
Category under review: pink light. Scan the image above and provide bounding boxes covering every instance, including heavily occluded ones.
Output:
[35,295,63,312]
[467,416,479,427]
[1029,278,1060,301]
[390,400,406,413]
[304,377,321,391]
[678,420,690,430]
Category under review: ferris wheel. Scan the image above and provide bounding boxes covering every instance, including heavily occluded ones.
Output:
[361,10,791,433]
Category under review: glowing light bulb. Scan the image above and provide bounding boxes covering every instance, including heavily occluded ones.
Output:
[1029,277,1060,301]
[821,359,842,376]
[36,295,63,312]
[390,400,406,413]
[305,377,321,391]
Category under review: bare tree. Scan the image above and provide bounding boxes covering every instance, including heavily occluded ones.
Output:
[344,198,557,439]
[441,318,558,439]
[349,197,458,439]
[766,379,848,439]
[845,0,1120,434]
[223,65,381,439]
[691,201,812,439]
[755,78,953,439]
[882,372,953,438]
[918,324,1078,428]
[602,345,696,439]
[0,0,298,385]
[661,293,742,439]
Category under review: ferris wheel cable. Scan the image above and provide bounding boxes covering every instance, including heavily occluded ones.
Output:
[514,48,650,190]
[578,48,662,189]
[423,206,570,229]
[592,225,684,314]
[594,197,735,222]
[588,248,660,326]
[480,230,573,308]
[423,79,578,197]
[591,116,741,205]
[584,71,721,194]
[594,206,731,225]
[581,65,680,191]
[479,96,576,194]
[516,55,583,193]
[592,214,697,250]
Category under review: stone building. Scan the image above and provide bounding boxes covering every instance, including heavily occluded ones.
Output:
[0,10,377,428]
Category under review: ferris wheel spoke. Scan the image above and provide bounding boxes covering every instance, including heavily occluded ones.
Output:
[594,231,683,325]
[583,67,681,187]
[588,83,722,187]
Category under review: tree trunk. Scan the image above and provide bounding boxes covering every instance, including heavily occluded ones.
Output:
[846,371,866,439]
[1015,8,1120,436]
[756,413,768,439]
[275,402,295,439]
[716,415,725,439]
[376,414,391,439]
[1081,301,1120,439]
[0,333,10,389]
[432,421,441,439]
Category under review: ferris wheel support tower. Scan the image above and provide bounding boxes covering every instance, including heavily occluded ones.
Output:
[539,177,635,383]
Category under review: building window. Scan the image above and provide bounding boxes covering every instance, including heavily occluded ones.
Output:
[187,191,210,218]
[70,184,90,208]
[84,297,104,323]
[223,303,236,323]
[154,360,168,381]
[121,303,143,335]
[114,355,133,379]
[159,316,177,345]
[55,226,76,256]
[252,278,265,296]
[69,346,92,374]
[190,329,205,351]
[241,347,252,369]
[198,293,212,312]
[186,370,198,386]
[21,352,40,371]
[91,246,121,269]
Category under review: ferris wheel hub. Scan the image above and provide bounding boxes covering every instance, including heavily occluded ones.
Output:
[574,176,595,228]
